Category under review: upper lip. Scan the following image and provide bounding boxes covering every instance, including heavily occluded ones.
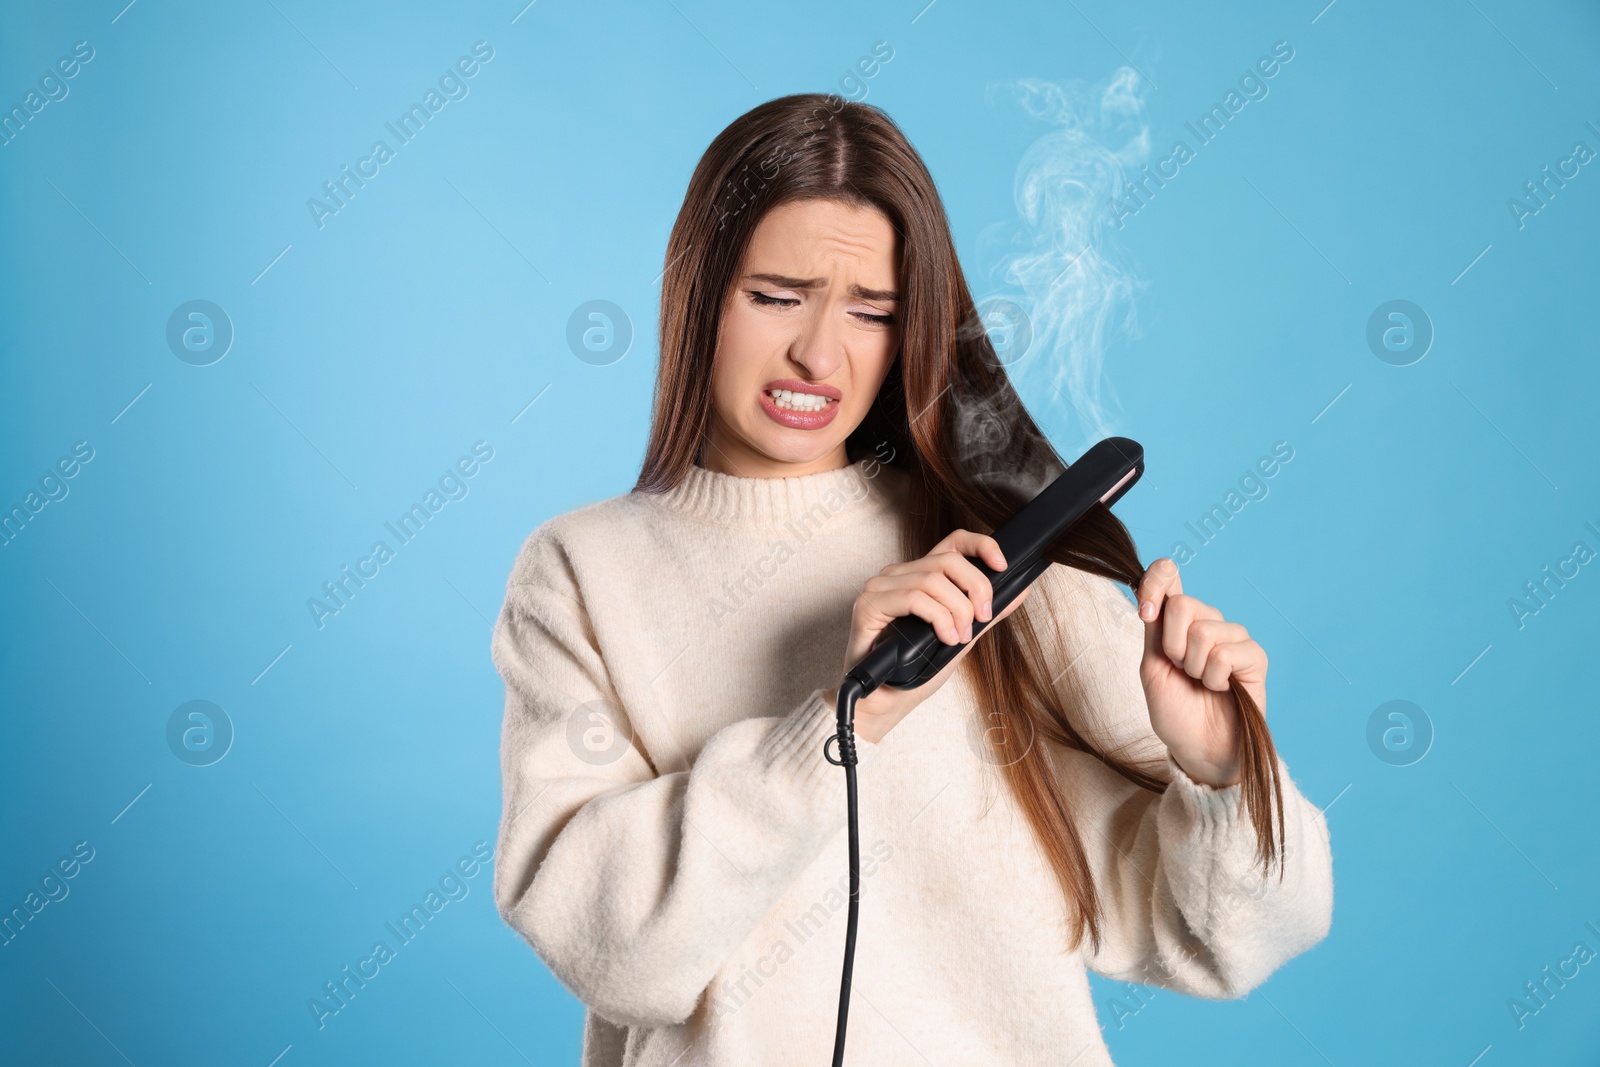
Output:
[763,378,841,400]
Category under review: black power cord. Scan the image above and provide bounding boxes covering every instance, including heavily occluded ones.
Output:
[821,677,865,1067]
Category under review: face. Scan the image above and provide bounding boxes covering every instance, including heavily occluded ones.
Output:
[701,198,902,478]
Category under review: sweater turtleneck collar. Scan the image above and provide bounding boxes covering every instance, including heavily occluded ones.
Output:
[646,457,907,529]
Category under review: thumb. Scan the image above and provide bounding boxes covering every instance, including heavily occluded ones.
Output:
[1134,557,1181,666]
[1141,594,1166,665]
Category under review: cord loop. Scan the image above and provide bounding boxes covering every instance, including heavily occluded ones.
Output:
[823,731,857,767]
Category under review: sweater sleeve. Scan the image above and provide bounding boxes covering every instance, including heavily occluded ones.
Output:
[489,527,879,1028]
[1029,564,1334,998]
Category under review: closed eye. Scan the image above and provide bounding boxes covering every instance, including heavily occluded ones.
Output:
[748,291,895,326]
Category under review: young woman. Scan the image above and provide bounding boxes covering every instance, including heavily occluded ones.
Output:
[492,93,1333,1066]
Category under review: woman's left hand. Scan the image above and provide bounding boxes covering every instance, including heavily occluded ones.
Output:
[1134,558,1265,788]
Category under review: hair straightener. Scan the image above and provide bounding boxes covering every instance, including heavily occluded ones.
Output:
[823,436,1145,1066]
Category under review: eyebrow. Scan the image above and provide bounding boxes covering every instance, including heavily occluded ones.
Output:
[744,273,900,303]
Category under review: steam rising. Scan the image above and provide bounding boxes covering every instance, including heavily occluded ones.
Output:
[951,67,1151,500]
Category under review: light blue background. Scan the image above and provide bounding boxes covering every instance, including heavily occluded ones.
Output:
[3,1,1597,1064]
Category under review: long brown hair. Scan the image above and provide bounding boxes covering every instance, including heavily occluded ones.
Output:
[636,93,1284,951]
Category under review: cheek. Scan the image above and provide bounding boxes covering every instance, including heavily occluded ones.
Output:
[830,341,887,433]
[713,303,770,405]
[852,334,898,404]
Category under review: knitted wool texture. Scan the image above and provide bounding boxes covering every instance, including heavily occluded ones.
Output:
[491,457,1334,1066]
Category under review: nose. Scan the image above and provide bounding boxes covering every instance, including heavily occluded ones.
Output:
[786,303,845,381]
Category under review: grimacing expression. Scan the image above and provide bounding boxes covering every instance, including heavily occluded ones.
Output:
[705,198,902,476]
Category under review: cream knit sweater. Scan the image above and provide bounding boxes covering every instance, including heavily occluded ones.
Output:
[491,457,1333,1066]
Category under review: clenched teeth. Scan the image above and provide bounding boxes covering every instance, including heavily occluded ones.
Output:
[768,389,832,412]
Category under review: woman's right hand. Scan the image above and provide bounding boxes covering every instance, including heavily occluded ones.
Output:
[827,529,1034,744]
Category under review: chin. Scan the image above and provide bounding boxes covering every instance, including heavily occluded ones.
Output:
[739,417,850,468]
